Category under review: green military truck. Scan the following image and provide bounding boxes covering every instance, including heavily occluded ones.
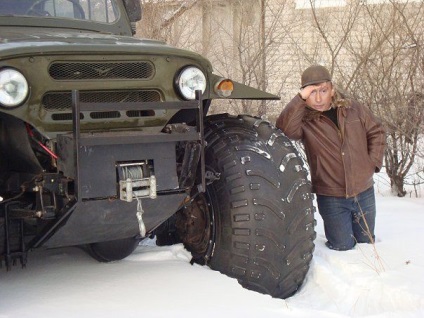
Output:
[0,0,316,299]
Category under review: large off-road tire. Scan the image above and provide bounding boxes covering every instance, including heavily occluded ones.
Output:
[176,114,316,299]
[87,237,139,262]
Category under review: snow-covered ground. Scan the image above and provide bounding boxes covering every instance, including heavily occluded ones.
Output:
[1,182,423,317]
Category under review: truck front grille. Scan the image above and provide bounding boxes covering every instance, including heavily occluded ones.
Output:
[49,61,155,80]
[43,90,161,121]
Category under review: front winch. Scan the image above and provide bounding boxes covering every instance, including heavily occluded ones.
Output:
[117,161,157,237]
[117,162,157,202]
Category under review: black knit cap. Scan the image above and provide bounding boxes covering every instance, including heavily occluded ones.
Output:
[301,65,332,88]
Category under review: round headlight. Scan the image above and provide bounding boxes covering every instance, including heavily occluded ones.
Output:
[0,68,29,107]
[176,66,206,100]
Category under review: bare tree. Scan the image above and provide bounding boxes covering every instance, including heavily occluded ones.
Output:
[137,0,202,48]
[202,0,304,117]
[347,1,424,196]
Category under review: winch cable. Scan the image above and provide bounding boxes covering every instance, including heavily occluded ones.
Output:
[120,165,147,237]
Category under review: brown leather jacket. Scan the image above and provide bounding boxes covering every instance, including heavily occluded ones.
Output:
[276,94,386,198]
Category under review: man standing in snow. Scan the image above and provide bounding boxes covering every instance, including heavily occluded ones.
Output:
[276,65,386,250]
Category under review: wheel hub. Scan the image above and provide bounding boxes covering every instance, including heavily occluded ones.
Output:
[176,193,213,261]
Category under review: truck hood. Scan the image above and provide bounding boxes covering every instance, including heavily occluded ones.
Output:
[0,27,208,63]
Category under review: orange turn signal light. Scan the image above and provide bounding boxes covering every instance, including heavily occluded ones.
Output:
[214,79,234,97]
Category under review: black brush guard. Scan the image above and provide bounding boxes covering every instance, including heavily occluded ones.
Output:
[2,90,205,268]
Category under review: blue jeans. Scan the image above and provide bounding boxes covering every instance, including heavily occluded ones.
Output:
[316,186,376,251]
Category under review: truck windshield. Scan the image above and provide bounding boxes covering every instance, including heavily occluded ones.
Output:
[0,0,119,23]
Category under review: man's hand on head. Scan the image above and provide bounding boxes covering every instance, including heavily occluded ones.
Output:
[299,85,319,101]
